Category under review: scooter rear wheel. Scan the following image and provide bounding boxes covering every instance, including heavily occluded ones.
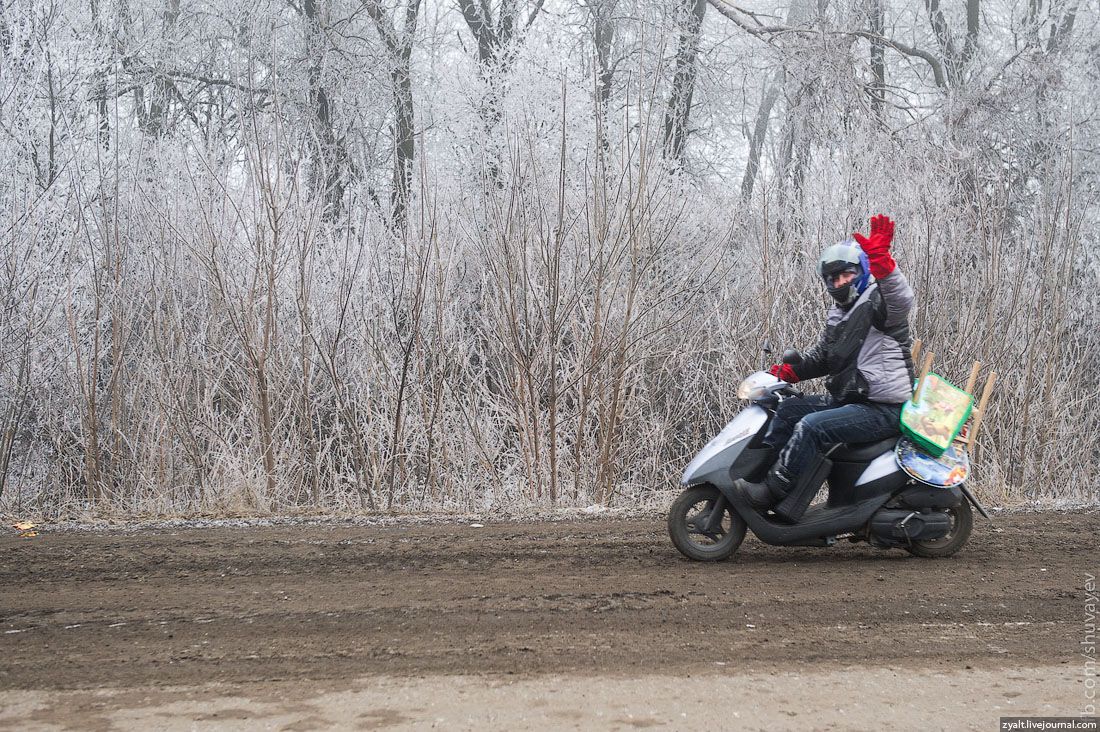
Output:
[668,484,747,561]
[905,500,974,558]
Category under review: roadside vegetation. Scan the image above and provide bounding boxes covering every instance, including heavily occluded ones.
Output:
[1,0,1096,517]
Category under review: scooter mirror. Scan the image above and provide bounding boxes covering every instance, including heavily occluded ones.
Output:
[782,348,803,365]
[760,339,774,371]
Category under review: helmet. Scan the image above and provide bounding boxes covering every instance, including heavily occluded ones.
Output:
[818,240,870,307]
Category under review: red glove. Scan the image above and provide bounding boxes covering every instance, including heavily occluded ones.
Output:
[853,214,896,278]
[768,364,800,383]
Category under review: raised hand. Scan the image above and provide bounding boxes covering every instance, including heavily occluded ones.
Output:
[852,214,896,278]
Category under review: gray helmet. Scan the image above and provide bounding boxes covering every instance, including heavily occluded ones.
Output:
[818,240,870,307]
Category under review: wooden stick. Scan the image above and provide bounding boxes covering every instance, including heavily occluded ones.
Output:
[913,351,934,405]
[968,371,998,445]
[964,361,981,396]
[911,338,923,365]
[954,363,985,447]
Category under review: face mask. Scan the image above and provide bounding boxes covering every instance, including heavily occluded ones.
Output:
[826,282,859,306]
[824,268,860,306]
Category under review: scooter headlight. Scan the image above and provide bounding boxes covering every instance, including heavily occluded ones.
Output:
[737,371,780,400]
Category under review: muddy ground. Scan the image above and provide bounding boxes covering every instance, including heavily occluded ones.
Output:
[1,510,1097,730]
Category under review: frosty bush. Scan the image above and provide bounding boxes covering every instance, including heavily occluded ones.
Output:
[0,0,1096,516]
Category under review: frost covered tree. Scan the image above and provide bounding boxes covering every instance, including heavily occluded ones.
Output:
[0,0,1096,516]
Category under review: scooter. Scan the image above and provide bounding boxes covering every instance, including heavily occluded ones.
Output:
[667,346,990,561]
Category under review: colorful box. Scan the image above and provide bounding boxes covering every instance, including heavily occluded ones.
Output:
[900,373,974,457]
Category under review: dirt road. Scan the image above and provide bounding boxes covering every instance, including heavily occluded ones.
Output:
[1,510,1097,730]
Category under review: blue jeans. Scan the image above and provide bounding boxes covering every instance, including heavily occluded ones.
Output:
[763,395,903,478]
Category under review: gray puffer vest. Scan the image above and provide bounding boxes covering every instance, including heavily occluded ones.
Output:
[792,269,916,405]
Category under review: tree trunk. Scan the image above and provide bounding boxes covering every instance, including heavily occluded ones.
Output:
[364,0,420,232]
[869,0,886,119]
[925,0,980,86]
[391,60,415,231]
[456,0,542,183]
[302,0,347,219]
[774,82,814,243]
[740,0,812,199]
[962,0,979,66]
[662,0,706,164]
[741,72,781,200]
[588,0,618,164]
[147,0,181,137]
[591,0,617,114]
[90,0,110,148]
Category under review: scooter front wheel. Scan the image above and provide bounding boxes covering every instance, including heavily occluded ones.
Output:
[668,484,747,561]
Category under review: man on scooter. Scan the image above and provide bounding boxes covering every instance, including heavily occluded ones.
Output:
[739,214,915,521]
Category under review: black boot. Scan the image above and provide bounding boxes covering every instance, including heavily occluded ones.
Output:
[738,464,794,511]
[743,445,778,484]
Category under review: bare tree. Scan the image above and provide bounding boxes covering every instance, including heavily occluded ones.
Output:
[0,0,1097,517]
[299,0,351,219]
[924,0,980,87]
[363,0,421,232]
[587,0,619,118]
[662,0,706,164]
[868,0,885,119]
[456,0,545,180]
[738,0,813,200]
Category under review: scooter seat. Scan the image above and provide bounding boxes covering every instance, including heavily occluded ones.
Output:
[831,436,898,461]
